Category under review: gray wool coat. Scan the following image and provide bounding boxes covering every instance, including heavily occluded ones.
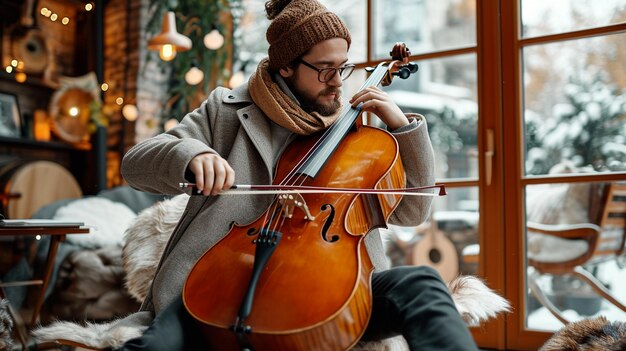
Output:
[121,83,435,315]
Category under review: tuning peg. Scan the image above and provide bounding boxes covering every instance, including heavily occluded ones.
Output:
[392,67,411,79]
[407,62,419,73]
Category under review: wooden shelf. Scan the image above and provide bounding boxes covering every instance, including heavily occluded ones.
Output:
[0,72,56,91]
[0,136,91,151]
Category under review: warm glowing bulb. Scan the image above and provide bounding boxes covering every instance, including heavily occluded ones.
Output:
[116,97,124,105]
[11,60,18,67]
[62,17,69,25]
[122,104,139,122]
[5,66,12,73]
[44,9,51,17]
[185,66,204,85]
[101,83,109,91]
[15,72,26,83]
[16,61,24,70]
[229,71,245,89]
[68,107,79,117]
[203,29,224,50]
[50,13,58,21]
[85,3,93,11]
[159,44,176,61]
[164,118,179,131]
[40,7,48,16]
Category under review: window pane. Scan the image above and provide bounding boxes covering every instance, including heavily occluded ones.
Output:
[384,187,480,278]
[523,33,626,175]
[343,68,367,99]
[521,0,626,38]
[372,0,476,60]
[524,181,626,331]
[319,0,367,63]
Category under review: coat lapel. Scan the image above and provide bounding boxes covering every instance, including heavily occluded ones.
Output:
[223,86,274,178]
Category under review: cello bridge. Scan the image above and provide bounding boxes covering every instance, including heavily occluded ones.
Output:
[278,192,315,221]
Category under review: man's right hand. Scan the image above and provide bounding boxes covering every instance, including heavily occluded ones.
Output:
[187,153,235,196]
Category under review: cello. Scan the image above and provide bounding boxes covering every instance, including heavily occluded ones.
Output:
[183,43,437,351]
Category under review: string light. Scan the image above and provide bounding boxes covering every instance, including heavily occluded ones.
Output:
[5,66,12,73]
[116,97,124,105]
[229,71,245,89]
[122,104,138,121]
[40,8,69,24]
[68,107,80,117]
[203,28,224,50]
[100,83,109,91]
[164,118,179,131]
[15,72,27,83]
[85,3,93,11]
[184,65,204,85]
[229,61,249,89]
[11,60,17,67]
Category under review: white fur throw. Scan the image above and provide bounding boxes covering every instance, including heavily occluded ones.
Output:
[53,197,137,249]
[34,194,510,351]
[122,195,189,302]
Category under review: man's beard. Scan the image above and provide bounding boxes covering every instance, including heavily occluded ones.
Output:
[285,78,342,116]
[299,87,342,116]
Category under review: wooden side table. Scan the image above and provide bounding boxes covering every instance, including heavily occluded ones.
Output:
[0,225,88,350]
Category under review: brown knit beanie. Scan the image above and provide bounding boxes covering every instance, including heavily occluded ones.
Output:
[265,0,351,71]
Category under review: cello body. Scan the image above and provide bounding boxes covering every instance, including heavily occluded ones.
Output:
[183,125,406,351]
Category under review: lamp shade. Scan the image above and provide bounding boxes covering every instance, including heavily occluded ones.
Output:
[148,11,192,60]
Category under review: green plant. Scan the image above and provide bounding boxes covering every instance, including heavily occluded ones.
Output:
[525,70,626,174]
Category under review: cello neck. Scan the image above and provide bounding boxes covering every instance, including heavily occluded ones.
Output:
[296,64,391,178]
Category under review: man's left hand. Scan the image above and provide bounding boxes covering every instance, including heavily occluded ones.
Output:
[350,86,409,130]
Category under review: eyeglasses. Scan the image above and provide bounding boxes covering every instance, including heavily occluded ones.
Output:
[298,58,356,83]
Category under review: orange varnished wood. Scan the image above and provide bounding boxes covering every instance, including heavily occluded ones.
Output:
[183,126,402,350]
[197,244,374,351]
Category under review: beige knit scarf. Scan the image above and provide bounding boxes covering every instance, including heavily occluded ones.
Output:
[248,58,341,135]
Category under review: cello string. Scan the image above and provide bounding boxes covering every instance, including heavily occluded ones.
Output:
[268,65,390,235]
[285,64,388,193]
[261,66,384,232]
[282,63,388,189]
[258,73,373,232]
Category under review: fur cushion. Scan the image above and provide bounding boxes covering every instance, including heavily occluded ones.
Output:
[540,316,626,351]
[53,197,137,249]
[0,299,14,351]
[122,195,188,302]
[44,247,140,322]
[32,311,153,350]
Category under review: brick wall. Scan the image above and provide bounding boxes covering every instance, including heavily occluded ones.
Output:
[103,0,170,187]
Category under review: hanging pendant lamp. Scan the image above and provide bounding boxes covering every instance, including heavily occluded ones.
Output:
[148,11,192,61]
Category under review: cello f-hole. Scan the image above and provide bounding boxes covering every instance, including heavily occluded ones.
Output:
[320,204,339,243]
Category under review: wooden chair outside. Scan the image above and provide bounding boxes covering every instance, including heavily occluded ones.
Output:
[527,182,626,324]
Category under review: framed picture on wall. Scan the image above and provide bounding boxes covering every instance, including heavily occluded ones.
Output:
[0,92,22,137]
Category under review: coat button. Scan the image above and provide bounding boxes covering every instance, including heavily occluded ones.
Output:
[243,113,249,119]
[228,95,235,99]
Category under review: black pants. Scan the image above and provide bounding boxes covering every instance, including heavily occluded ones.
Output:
[117,266,478,351]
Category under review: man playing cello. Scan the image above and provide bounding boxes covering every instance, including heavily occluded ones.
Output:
[118,0,480,350]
